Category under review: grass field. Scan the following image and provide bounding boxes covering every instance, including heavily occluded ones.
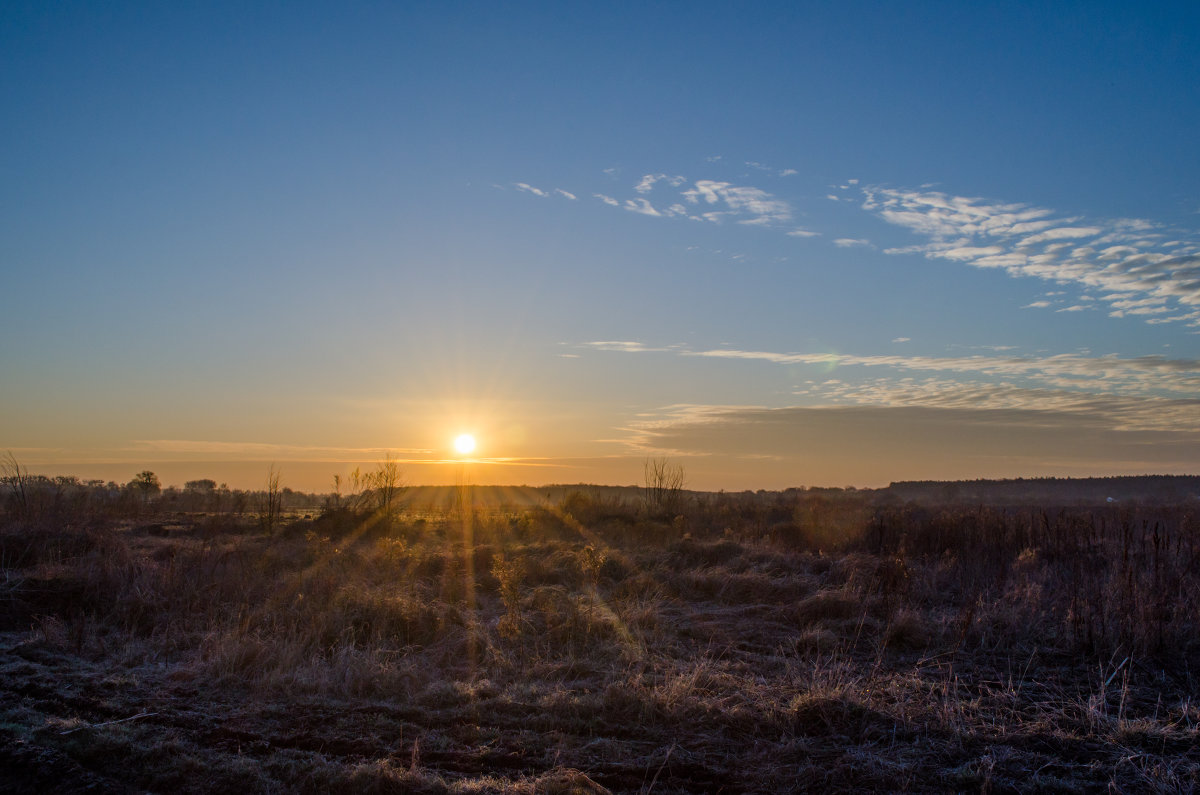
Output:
[2,484,1199,792]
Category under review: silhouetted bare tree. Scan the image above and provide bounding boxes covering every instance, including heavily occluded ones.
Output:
[644,457,685,516]
[260,465,282,533]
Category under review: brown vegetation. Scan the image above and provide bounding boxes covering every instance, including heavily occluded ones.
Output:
[2,470,1199,792]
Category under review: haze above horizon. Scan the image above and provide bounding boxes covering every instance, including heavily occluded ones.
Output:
[3,2,1199,492]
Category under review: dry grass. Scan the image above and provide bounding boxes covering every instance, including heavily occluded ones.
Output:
[1,492,1199,792]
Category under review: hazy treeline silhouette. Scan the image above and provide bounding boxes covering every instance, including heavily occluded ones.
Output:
[0,468,325,524]
[887,475,1200,505]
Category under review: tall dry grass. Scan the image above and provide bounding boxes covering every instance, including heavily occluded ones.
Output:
[3,485,1200,791]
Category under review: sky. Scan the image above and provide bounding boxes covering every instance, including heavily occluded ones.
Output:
[3,1,1200,492]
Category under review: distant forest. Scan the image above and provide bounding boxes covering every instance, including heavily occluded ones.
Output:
[4,452,1198,524]
[883,475,1200,505]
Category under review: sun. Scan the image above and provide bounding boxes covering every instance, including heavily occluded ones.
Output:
[454,434,476,455]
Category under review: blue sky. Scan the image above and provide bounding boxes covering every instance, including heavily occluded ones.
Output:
[3,1,1199,490]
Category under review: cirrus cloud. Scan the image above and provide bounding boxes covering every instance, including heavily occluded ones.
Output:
[863,187,1200,326]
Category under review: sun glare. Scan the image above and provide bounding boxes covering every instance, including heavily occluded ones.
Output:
[454,434,476,455]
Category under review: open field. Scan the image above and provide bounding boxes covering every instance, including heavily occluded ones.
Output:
[2,480,1200,793]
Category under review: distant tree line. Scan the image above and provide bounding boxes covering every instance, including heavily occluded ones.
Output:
[0,453,420,530]
[885,475,1200,505]
[0,454,326,525]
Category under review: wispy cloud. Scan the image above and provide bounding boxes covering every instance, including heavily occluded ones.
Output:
[131,440,433,459]
[128,440,561,470]
[833,238,872,248]
[586,341,1200,398]
[583,339,1200,476]
[616,403,770,457]
[595,172,796,229]
[616,401,1200,481]
[680,180,792,225]
[863,187,1200,325]
[620,198,691,218]
[623,198,662,217]
[584,340,660,353]
[513,182,549,197]
[515,182,579,201]
[805,378,1200,432]
[634,173,686,194]
[745,161,799,178]
[688,347,1200,397]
